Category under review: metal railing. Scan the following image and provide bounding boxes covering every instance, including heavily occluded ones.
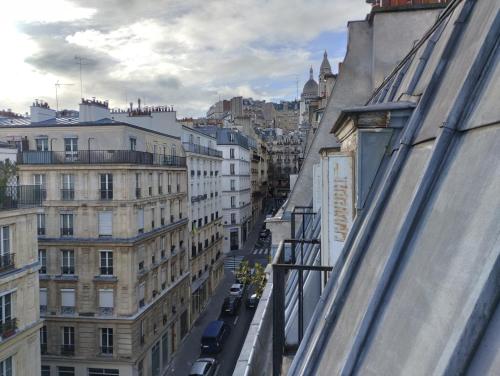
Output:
[17,150,187,167]
[182,142,222,158]
[0,318,17,338]
[0,253,15,272]
[0,185,43,210]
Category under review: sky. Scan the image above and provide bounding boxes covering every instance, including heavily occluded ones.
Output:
[0,0,371,118]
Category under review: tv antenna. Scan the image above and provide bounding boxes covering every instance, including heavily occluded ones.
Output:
[74,56,90,99]
[55,81,74,112]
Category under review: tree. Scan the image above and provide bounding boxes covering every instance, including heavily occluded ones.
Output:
[251,262,267,298]
[0,160,16,187]
[236,260,252,286]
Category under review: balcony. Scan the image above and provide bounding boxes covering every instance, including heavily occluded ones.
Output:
[100,189,113,200]
[0,253,15,272]
[100,346,113,355]
[17,150,187,168]
[0,318,17,339]
[61,189,75,201]
[183,142,222,158]
[0,185,43,210]
[60,228,74,237]
[60,344,75,355]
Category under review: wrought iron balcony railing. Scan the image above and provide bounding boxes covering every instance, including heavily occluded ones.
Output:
[0,318,17,339]
[0,185,43,210]
[0,253,15,272]
[17,150,187,168]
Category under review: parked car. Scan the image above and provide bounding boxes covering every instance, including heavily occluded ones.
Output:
[246,293,260,309]
[221,295,241,315]
[229,283,244,297]
[201,320,230,354]
[189,358,218,376]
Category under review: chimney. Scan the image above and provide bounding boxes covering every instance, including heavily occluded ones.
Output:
[30,100,56,123]
[367,0,450,10]
[78,98,110,122]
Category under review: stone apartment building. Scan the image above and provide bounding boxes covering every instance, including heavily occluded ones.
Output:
[0,100,190,376]
[0,184,43,375]
[181,126,224,323]
[198,128,252,253]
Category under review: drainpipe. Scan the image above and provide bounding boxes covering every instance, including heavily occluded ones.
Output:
[290,1,478,374]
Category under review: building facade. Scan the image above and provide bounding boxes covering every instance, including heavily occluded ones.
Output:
[0,100,191,376]
[0,185,43,376]
[181,126,224,323]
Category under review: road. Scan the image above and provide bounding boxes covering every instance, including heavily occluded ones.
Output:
[164,212,271,376]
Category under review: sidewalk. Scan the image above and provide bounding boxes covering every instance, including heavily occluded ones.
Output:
[163,271,234,375]
[227,212,268,258]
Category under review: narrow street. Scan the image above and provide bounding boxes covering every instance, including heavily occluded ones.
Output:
[164,212,270,375]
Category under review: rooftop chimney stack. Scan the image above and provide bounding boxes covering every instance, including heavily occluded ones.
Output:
[30,100,56,123]
[78,98,110,122]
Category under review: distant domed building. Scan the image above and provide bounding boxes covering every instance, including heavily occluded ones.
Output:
[301,67,319,100]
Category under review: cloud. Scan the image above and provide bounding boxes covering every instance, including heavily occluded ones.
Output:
[1,0,371,117]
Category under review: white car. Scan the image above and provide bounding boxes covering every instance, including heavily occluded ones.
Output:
[189,358,218,376]
[229,283,244,297]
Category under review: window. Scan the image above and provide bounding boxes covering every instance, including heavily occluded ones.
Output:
[148,173,153,196]
[101,328,113,354]
[99,289,114,316]
[39,249,47,274]
[64,138,78,159]
[231,213,236,225]
[88,369,119,376]
[61,174,74,200]
[160,207,165,226]
[100,251,113,275]
[138,359,144,376]
[36,138,49,151]
[230,163,235,175]
[158,173,164,195]
[151,208,155,229]
[162,333,168,368]
[137,208,144,234]
[40,288,47,314]
[160,236,165,258]
[230,179,235,191]
[40,326,48,354]
[58,366,75,376]
[152,341,160,376]
[0,357,12,376]
[130,137,137,151]
[98,211,113,238]
[33,174,46,199]
[60,213,74,236]
[41,365,50,376]
[61,250,75,274]
[229,148,235,159]
[100,174,113,200]
[140,321,145,345]
[0,226,11,269]
[138,283,145,308]
[37,213,46,235]
[61,289,75,315]
[229,133,235,142]
[176,174,180,193]
[0,293,13,338]
[135,173,141,198]
[61,327,75,354]
[230,196,236,208]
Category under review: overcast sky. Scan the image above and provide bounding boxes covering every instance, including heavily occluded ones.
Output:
[0,0,370,118]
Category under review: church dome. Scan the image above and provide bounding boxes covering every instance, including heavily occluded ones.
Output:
[302,67,318,98]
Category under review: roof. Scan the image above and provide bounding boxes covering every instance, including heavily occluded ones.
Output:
[202,320,224,337]
[291,0,500,374]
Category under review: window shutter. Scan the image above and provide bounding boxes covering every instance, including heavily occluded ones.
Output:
[61,289,75,307]
[99,289,114,308]
[40,288,47,306]
[98,211,113,236]
[137,208,144,229]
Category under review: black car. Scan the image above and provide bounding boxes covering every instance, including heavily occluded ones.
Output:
[221,295,241,316]
[246,293,260,309]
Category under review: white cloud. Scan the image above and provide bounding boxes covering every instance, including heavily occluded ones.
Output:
[0,0,371,117]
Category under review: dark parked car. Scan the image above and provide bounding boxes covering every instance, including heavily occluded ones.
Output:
[221,295,241,315]
[189,358,218,376]
[201,320,230,354]
[246,293,260,309]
